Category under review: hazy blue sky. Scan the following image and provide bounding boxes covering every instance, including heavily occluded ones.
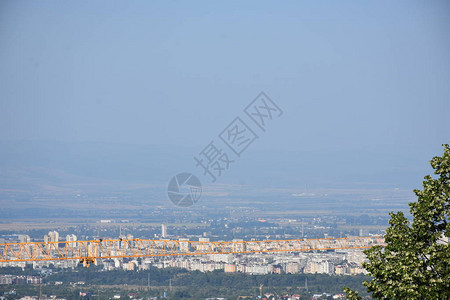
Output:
[1,1,449,157]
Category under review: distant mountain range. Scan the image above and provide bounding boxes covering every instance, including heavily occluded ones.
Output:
[0,140,431,191]
[0,140,431,221]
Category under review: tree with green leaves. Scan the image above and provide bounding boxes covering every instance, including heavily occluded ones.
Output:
[345,144,449,299]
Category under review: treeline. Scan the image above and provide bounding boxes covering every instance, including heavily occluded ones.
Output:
[1,266,371,298]
[44,267,369,295]
[0,266,39,276]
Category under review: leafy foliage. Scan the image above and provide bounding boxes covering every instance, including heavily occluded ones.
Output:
[346,144,450,299]
[45,267,368,294]
[344,286,362,300]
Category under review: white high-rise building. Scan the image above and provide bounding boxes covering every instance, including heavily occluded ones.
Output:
[48,231,59,243]
[18,235,31,243]
[161,224,167,238]
[66,234,77,247]
[66,234,77,241]
[179,238,189,252]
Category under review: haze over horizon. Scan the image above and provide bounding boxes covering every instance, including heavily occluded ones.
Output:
[1,1,449,210]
